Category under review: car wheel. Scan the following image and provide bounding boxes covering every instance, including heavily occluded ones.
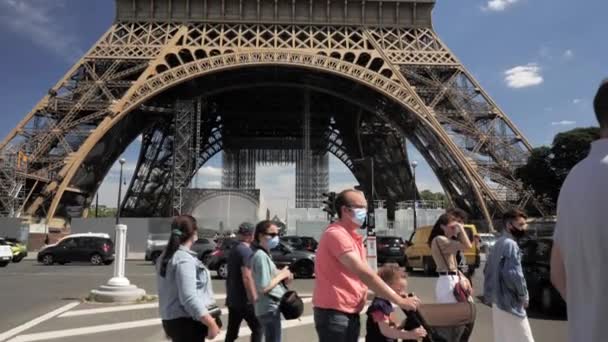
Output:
[541,286,554,314]
[294,261,314,278]
[90,254,103,266]
[200,252,212,265]
[151,251,162,265]
[217,262,228,279]
[12,256,23,263]
[423,258,435,276]
[42,254,54,265]
[0,261,8,267]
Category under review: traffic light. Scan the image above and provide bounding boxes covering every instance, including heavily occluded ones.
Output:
[322,192,337,221]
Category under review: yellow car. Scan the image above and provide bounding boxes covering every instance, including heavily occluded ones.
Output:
[3,238,28,263]
[405,225,480,275]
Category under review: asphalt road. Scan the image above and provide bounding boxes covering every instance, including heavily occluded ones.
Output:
[0,261,567,342]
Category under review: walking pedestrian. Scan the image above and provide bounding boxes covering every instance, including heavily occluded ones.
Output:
[156,215,220,341]
[484,209,534,342]
[445,208,476,342]
[550,79,608,342]
[428,213,472,304]
[313,189,421,342]
[250,220,293,342]
[225,222,263,342]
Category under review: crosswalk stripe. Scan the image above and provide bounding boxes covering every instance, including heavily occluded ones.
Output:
[6,319,161,342]
[0,302,80,342]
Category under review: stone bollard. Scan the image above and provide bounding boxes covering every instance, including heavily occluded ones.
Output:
[90,224,146,303]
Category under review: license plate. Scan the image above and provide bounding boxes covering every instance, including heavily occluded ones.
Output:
[0,256,10,260]
[390,247,400,251]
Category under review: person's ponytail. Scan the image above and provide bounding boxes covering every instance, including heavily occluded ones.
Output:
[159,215,197,277]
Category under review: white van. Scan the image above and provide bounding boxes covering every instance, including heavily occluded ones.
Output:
[0,239,13,267]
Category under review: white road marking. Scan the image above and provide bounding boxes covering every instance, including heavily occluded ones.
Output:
[7,319,161,342]
[0,302,80,342]
[59,303,159,318]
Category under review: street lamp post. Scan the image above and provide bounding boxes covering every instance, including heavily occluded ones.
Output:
[411,160,418,231]
[116,158,126,225]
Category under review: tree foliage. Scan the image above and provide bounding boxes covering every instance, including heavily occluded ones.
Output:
[517,127,600,212]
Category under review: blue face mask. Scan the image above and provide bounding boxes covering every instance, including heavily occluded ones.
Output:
[267,236,280,250]
[350,208,368,227]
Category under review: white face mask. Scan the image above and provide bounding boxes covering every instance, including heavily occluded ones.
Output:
[349,208,368,228]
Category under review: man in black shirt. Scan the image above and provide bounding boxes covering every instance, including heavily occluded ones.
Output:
[225,222,263,342]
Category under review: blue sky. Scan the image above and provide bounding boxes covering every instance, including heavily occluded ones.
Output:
[0,0,605,216]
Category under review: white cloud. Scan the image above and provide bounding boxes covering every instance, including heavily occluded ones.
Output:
[483,0,519,12]
[0,0,83,62]
[197,166,222,178]
[572,98,582,104]
[563,49,574,59]
[504,64,544,88]
[551,120,576,126]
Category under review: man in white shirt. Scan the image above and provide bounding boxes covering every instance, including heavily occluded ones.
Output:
[551,79,608,342]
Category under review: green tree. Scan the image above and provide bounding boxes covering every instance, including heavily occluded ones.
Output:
[517,127,600,212]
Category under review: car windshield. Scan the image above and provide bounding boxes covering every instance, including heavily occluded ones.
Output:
[378,237,403,245]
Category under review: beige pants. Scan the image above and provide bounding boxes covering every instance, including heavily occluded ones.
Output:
[492,305,535,342]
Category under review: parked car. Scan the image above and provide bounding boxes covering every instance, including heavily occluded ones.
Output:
[0,239,13,267]
[146,234,217,264]
[1,238,27,263]
[206,239,315,279]
[281,236,318,252]
[478,233,497,253]
[376,236,407,266]
[37,233,114,266]
[206,238,239,279]
[191,238,217,264]
[405,224,481,275]
[520,236,566,315]
[145,233,169,264]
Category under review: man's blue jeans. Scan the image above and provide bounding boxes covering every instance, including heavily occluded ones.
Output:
[314,308,361,342]
[258,309,282,342]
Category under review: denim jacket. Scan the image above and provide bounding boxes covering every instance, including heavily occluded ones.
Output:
[157,246,216,321]
[483,232,529,318]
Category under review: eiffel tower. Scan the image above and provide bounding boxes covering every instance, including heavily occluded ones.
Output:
[0,0,545,230]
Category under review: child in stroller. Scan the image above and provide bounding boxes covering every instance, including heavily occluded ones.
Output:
[365,264,427,341]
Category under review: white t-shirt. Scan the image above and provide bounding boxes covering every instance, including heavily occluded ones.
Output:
[554,139,608,342]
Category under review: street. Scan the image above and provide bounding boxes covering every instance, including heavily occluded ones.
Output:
[0,261,567,342]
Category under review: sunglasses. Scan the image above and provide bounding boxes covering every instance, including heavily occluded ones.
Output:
[264,232,279,238]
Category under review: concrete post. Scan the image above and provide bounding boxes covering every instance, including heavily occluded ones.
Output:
[108,224,129,287]
[90,224,145,303]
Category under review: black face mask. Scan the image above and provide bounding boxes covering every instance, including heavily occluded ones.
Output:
[509,226,526,239]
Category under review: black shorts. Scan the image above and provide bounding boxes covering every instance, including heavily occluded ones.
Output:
[162,317,208,342]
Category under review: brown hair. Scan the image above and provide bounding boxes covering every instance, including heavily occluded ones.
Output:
[594,79,608,128]
[334,189,361,219]
[503,209,528,226]
[254,220,276,245]
[378,263,406,284]
[446,208,468,223]
[160,215,198,277]
[427,212,459,246]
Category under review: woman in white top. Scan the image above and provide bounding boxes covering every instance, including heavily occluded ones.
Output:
[428,213,472,303]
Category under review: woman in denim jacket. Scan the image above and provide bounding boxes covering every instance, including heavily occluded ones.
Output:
[157,215,220,341]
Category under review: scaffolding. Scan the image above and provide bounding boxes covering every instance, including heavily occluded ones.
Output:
[0,149,26,217]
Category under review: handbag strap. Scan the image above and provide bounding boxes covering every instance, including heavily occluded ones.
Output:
[433,238,460,281]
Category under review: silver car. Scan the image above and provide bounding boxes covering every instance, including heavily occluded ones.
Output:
[145,233,216,264]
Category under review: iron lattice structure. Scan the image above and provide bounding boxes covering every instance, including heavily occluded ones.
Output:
[0,0,545,229]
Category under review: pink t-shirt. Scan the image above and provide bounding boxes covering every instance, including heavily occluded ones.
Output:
[313,223,368,314]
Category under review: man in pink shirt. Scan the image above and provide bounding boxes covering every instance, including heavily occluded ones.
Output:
[313,189,422,342]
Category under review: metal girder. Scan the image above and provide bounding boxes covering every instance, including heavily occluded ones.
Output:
[0,4,545,229]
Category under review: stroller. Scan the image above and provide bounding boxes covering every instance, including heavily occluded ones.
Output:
[401,301,476,342]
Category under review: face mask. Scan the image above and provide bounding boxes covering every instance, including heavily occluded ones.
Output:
[267,236,280,249]
[350,208,367,227]
[509,226,526,239]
